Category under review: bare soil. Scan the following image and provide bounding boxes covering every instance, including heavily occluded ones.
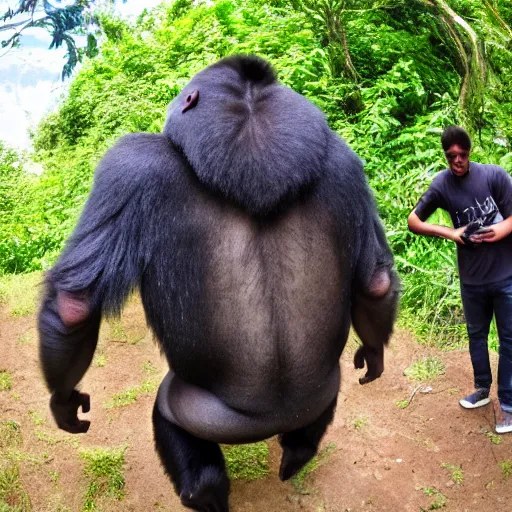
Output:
[1,296,511,512]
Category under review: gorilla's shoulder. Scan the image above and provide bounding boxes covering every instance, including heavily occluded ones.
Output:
[95,133,185,187]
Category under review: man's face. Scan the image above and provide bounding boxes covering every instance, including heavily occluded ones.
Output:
[445,144,470,177]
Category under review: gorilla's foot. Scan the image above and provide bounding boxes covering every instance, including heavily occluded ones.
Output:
[278,440,316,481]
[278,396,337,481]
[180,465,230,512]
[153,401,230,511]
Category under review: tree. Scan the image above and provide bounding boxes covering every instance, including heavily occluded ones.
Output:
[295,0,512,132]
[0,0,127,79]
[292,0,371,82]
[403,0,512,132]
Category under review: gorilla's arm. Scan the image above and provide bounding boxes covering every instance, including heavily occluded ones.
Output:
[352,216,399,384]
[38,133,173,432]
[320,133,399,384]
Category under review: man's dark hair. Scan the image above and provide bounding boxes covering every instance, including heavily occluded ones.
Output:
[441,125,472,152]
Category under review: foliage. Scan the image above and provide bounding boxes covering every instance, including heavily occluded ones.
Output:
[104,378,158,408]
[222,442,269,480]
[0,463,31,511]
[80,446,126,511]
[0,1,127,79]
[500,460,512,477]
[404,357,446,381]
[1,0,512,347]
[441,463,464,484]
[0,372,13,392]
[421,487,447,510]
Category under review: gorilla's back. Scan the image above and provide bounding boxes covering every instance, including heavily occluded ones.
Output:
[142,172,351,419]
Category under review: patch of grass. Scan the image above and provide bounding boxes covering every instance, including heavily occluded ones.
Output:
[0,421,22,451]
[291,443,336,494]
[28,411,45,426]
[0,371,13,392]
[35,429,60,446]
[352,416,368,431]
[108,320,127,343]
[106,389,138,408]
[396,399,409,409]
[487,431,502,445]
[142,361,158,375]
[94,352,106,368]
[0,463,32,511]
[80,446,126,511]
[441,463,463,484]
[16,331,33,345]
[404,357,445,382]
[500,460,512,477]
[104,378,158,409]
[49,471,60,483]
[421,487,447,510]
[222,442,269,480]
[0,271,41,316]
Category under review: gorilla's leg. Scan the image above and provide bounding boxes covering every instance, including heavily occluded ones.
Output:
[152,402,230,512]
[352,266,399,384]
[278,396,337,481]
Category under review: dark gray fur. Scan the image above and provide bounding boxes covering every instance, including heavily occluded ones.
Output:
[38,55,399,511]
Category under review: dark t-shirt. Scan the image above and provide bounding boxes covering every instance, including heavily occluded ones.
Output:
[414,162,512,285]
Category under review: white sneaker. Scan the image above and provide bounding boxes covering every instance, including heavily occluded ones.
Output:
[496,410,512,434]
[459,389,491,409]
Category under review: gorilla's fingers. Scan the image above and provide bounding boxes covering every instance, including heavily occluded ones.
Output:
[359,375,376,385]
[354,346,366,369]
[63,420,91,434]
[78,392,91,413]
[50,390,91,434]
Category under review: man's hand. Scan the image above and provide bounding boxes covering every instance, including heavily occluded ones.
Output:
[50,390,91,434]
[470,222,511,244]
[451,225,468,245]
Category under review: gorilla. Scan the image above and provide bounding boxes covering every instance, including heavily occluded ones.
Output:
[38,55,399,511]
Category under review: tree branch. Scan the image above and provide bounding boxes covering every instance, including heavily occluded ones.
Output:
[0,17,33,32]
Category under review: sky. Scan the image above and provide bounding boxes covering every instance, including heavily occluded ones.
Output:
[0,0,164,150]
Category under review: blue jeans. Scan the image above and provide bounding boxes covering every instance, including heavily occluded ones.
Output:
[461,276,512,413]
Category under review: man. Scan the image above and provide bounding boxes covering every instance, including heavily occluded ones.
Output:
[408,125,512,434]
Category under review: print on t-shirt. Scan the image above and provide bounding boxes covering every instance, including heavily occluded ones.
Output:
[455,196,503,229]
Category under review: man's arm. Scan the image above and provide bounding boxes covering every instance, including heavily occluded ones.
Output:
[471,166,512,243]
[408,210,466,244]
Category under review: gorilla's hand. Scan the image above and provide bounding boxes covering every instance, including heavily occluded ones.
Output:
[50,390,91,434]
[353,346,383,385]
[354,345,366,370]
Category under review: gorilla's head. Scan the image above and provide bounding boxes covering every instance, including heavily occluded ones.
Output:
[163,55,329,215]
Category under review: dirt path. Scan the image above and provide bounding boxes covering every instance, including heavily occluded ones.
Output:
[1,295,511,512]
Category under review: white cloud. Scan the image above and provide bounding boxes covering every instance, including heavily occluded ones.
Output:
[1,0,164,150]
[0,85,31,148]
[118,0,165,17]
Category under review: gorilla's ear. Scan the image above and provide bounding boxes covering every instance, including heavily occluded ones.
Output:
[182,90,199,113]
